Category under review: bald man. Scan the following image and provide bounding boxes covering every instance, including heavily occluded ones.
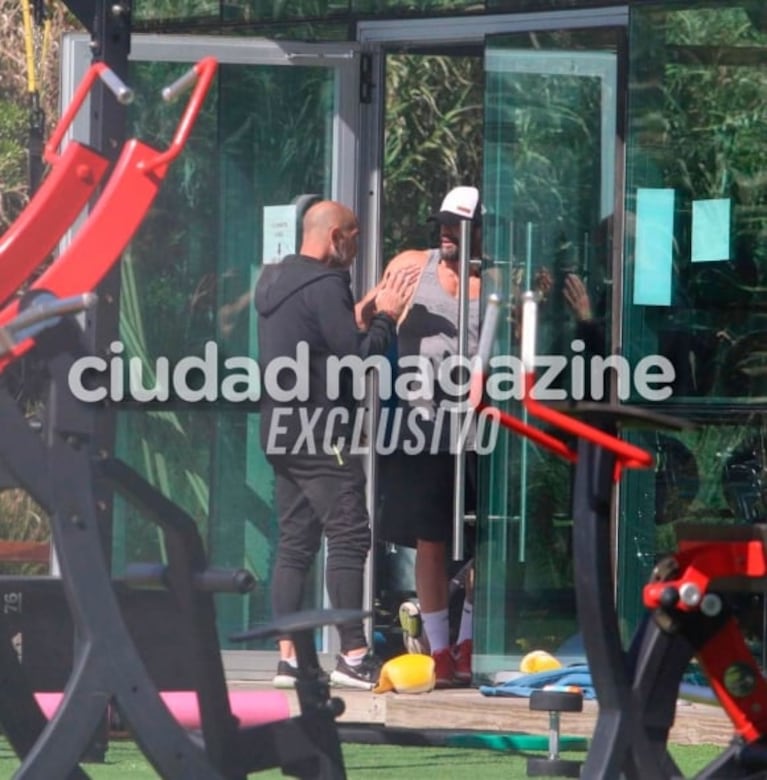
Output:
[255,200,415,689]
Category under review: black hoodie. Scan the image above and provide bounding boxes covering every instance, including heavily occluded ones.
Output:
[254,254,396,454]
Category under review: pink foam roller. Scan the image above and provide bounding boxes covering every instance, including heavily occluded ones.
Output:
[35,689,290,729]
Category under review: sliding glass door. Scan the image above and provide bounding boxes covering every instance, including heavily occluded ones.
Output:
[479,25,623,679]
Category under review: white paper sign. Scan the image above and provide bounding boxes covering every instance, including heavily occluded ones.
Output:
[262,204,297,265]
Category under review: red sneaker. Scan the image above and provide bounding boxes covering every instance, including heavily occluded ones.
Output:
[432,648,456,688]
[452,639,472,685]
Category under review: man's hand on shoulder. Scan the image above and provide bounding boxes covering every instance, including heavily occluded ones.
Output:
[375,264,421,322]
[356,250,426,329]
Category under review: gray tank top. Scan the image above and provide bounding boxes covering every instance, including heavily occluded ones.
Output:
[388,249,480,452]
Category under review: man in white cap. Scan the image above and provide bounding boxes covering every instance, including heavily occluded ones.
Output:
[357,186,483,688]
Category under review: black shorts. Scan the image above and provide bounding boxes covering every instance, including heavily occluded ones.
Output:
[377,451,477,549]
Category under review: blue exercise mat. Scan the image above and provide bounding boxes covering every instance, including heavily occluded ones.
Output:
[479,664,597,700]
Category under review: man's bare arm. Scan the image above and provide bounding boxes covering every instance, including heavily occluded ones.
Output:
[355,250,427,330]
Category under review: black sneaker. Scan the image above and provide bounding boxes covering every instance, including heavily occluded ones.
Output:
[330,653,382,690]
[272,660,299,689]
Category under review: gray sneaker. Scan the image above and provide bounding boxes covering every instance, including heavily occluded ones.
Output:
[330,653,382,690]
[399,600,430,655]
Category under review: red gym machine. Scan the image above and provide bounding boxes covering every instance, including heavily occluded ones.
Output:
[474,291,767,779]
[0,61,130,308]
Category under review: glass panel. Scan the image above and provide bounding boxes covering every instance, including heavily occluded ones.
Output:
[622,4,767,405]
[382,54,484,262]
[486,0,625,8]
[131,0,626,26]
[619,3,767,636]
[374,51,483,645]
[112,57,339,648]
[112,59,222,573]
[618,415,767,646]
[133,0,355,25]
[480,27,619,679]
[133,0,480,24]
[227,0,350,21]
[134,0,220,22]
[352,0,479,15]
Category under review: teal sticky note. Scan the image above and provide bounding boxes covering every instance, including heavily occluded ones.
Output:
[634,188,675,306]
[692,198,730,263]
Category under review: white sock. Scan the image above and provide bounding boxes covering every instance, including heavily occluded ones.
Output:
[343,651,366,667]
[283,656,298,668]
[422,608,450,654]
[457,602,473,645]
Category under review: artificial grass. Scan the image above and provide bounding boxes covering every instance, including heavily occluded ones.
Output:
[0,738,725,778]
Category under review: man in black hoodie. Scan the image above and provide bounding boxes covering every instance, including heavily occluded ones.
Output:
[254,200,415,689]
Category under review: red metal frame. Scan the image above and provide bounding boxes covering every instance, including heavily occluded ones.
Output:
[521,373,654,477]
[0,63,125,308]
[0,57,218,372]
[469,372,577,462]
[468,296,653,476]
[645,540,767,743]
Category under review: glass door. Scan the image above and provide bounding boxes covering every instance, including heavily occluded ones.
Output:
[478,26,624,679]
[618,4,767,640]
[61,34,360,659]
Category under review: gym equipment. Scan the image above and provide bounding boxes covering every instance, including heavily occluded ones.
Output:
[0,53,350,779]
[336,724,587,752]
[0,293,356,778]
[445,731,587,753]
[372,652,435,693]
[0,292,97,355]
[0,55,217,371]
[473,291,767,778]
[520,650,563,674]
[0,58,226,773]
[0,61,132,308]
[34,689,291,730]
[526,689,583,778]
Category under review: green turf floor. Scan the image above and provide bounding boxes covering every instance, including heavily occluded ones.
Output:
[0,737,725,778]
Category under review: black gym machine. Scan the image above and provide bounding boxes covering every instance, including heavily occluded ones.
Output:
[0,3,360,775]
[0,295,359,778]
[10,286,767,779]
[6,246,767,779]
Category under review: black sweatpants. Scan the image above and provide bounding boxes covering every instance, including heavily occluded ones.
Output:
[268,449,371,653]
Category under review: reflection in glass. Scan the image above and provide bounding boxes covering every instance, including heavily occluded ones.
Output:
[480,28,618,677]
[624,5,767,403]
[619,417,767,642]
[113,60,335,647]
[619,6,767,644]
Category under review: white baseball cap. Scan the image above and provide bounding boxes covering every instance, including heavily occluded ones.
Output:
[428,186,482,225]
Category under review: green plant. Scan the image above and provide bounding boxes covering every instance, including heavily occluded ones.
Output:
[383,54,483,260]
[0,489,49,575]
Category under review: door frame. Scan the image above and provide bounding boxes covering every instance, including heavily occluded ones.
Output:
[58,12,631,674]
[355,5,629,293]
[355,6,628,670]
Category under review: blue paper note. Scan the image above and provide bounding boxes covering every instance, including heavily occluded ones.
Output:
[633,188,675,306]
[692,198,730,263]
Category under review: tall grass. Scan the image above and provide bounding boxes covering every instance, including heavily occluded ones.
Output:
[0,489,49,575]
